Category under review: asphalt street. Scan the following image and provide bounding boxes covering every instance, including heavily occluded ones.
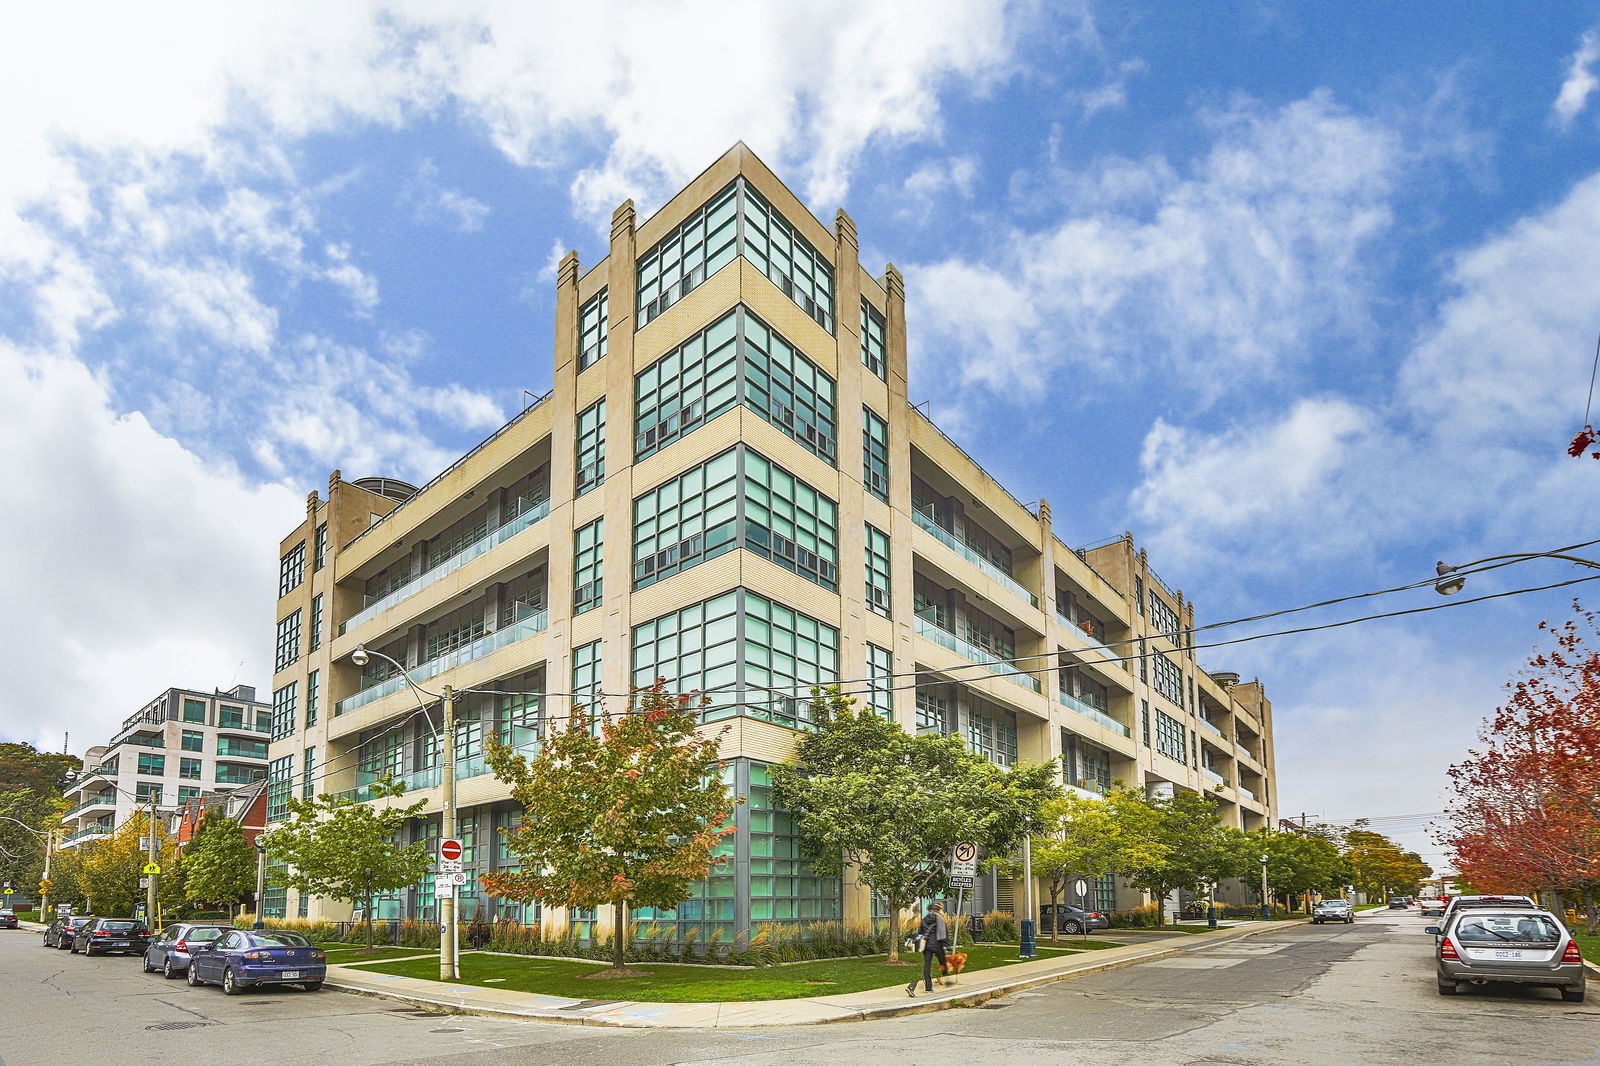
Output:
[2,910,1595,1066]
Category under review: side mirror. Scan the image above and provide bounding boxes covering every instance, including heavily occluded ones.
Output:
[1424,926,1441,935]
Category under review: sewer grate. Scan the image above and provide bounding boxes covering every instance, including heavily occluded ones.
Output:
[145,1022,213,1031]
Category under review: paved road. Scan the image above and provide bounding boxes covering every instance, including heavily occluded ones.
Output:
[3,911,1595,1066]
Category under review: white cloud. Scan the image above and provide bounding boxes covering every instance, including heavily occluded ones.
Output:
[1553,30,1600,128]
[404,159,490,233]
[900,155,980,220]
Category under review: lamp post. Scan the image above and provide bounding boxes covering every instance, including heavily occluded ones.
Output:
[350,644,459,981]
[1019,834,1036,959]
[254,836,267,929]
[1434,550,1600,596]
[1259,853,1270,922]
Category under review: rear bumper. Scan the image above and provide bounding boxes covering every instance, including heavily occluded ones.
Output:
[1438,961,1586,987]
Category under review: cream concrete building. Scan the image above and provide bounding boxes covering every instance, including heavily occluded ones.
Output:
[267,144,1278,932]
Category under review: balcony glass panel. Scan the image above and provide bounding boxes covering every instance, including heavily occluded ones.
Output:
[1235,742,1255,761]
[63,794,115,818]
[118,734,163,748]
[1067,783,1109,800]
[1057,691,1130,736]
[915,616,1042,693]
[1201,766,1227,787]
[1199,717,1227,739]
[63,825,112,843]
[912,510,1038,607]
[216,738,269,759]
[216,768,266,785]
[1237,785,1259,803]
[335,610,550,715]
[341,500,551,636]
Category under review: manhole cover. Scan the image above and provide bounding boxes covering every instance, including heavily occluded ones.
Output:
[145,1022,212,1031]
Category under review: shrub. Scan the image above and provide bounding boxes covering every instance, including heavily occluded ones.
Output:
[980,910,1018,942]
[1108,902,1162,928]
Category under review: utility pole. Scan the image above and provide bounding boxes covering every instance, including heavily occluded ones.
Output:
[39,830,55,916]
[254,841,267,929]
[1018,834,1036,958]
[145,799,158,925]
[440,685,458,981]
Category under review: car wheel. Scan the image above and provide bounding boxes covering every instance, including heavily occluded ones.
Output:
[301,981,323,992]
[1346,917,1354,924]
[83,945,96,957]
[69,940,79,954]
[221,967,242,996]
[186,963,204,987]
[1561,987,1586,1003]
[141,954,157,973]
[1064,920,1083,934]
[1437,980,1458,996]
[163,958,178,979]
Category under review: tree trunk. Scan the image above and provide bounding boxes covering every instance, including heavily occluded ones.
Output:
[364,890,374,952]
[1049,886,1061,942]
[1585,884,1597,936]
[612,899,626,971]
[885,895,903,962]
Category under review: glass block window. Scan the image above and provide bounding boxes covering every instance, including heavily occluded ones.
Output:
[968,703,1018,767]
[183,699,207,724]
[575,398,606,496]
[1094,873,1116,913]
[1155,709,1186,763]
[313,523,327,571]
[137,753,165,776]
[302,747,316,799]
[309,594,322,651]
[741,310,837,461]
[270,683,297,742]
[748,761,842,922]
[634,447,740,587]
[916,685,950,734]
[861,298,887,379]
[634,309,740,460]
[572,640,602,704]
[637,181,739,326]
[864,524,891,617]
[278,542,305,597]
[274,610,301,673]
[573,519,603,615]
[741,183,834,332]
[862,407,889,501]
[179,757,201,780]
[266,755,293,822]
[180,730,203,752]
[1152,650,1182,706]
[578,288,608,371]
[867,644,893,719]
[304,670,318,728]
[742,450,837,589]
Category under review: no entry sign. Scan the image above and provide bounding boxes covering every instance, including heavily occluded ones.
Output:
[440,838,463,862]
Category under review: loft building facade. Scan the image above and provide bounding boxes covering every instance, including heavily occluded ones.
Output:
[60,685,271,850]
[267,144,1278,932]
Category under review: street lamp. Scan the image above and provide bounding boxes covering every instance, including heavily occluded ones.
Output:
[254,836,268,930]
[349,644,459,981]
[1434,550,1600,596]
[1259,853,1270,922]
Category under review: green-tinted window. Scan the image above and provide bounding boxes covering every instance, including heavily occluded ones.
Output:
[747,761,842,922]
[575,399,606,496]
[579,289,608,371]
[633,448,740,586]
[736,591,839,729]
[916,686,950,734]
[304,669,318,728]
[634,310,741,459]
[180,730,203,752]
[183,699,207,724]
[313,523,327,571]
[964,606,1015,661]
[270,683,297,742]
[572,519,603,615]
[741,310,837,461]
[867,644,893,719]
[302,747,317,799]
[864,524,891,617]
[862,407,889,501]
[278,542,305,597]
[137,753,165,776]
[637,182,739,325]
[1155,709,1186,763]
[572,640,602,702]
[179,757,201,780]
[177,786,201,804]
[136,782,163,804]
[425,600,487,660]
[741,450,837,589]
[632,592,741,704]
[309,594,322,651]
[860,298,887,379]
[1141,699,1152,746]
[274,610,301,672]
[740,184,834,332]
[968,703,1018,767]
[266,755,293,822]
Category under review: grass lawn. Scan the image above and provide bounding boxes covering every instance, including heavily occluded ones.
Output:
[350,941,1118,1002]
[323,945,440,963]
[1574,930,1599,965]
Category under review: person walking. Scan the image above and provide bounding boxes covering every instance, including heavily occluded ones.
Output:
[905,901,950,996]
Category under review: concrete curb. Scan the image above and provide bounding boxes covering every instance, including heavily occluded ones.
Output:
[322,919,1294,1029]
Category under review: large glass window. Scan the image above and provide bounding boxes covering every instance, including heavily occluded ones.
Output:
[741,311,836,461]
[572,641,602,717]
[742,450,837,589]
[304,669,318,728]
[575,399,606,496]
[916,685,950,734]
[179,757,201,780]
[637,182,740,326]
[578,289,608,371]
[1152,650,1182,706]
[424,601,486,661]
[278,542,305,597]
[274,610,301,672]
[135,782,163,804]
[748,762,841,922]
[573,519,603,615]
[964,606,1015,661]
[309,594,322,651]
[266,755,293,822]
[219,704,245,729]
[180,730,203,752]
[1150,594,1181,642]
[183,699,207,724]
[867,644,893,719]
[137,753,165,776]
[862,407,889,501]
[1155,709,1186,763]
[270,683,297,743]
[865,524,892,617]
[740,183,834,332]
[860,298,887,379]
[968,703,1018,767]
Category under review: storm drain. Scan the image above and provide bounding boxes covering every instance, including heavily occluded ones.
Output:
[388,1008,448,1019]
[145,1022,213,1031]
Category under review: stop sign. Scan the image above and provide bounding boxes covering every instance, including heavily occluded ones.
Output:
[440,838,463,861]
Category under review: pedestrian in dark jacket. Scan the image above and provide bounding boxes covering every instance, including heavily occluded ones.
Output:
[905,901,949,996]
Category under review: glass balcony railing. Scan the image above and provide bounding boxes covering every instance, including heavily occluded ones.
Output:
[218,717,271,734]
[912,510,1039,608]
[1235,742,1255,762]
[915,616,1042,693]
[1067,782,1110,800]
[1201,766,1228,788]
[340,500,551,636]
[63,794,116,818]
[117,734,163,748]
[1237,785,1260,803]
[335,610,550,716]
[215,740,269,759]
[215,768,266,785]
[62,824,112,844]
[1058,691,1130,737]
[1199,718,1227,740]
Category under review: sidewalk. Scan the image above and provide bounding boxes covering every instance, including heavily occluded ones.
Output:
[324,920,1289,1029]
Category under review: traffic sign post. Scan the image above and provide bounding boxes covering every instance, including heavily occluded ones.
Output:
[949,842,978,948]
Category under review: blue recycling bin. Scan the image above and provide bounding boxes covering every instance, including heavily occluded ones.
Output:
[1019,917,1036,958]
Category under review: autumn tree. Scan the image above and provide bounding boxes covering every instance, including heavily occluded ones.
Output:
[772,690,1060,961]
[182,810,257,912]
[1342,830,1431,901]
[1252,829,1347,911]
[78,811,183,917]
[0,743,81,893]
[483,679,739,975]
[264,779,429,951]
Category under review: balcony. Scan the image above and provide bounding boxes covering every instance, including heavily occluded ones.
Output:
[1058,691,1130,737]
[63,794,115,819]
[1235,741,1255,762]
[216,739,269,759]
[215,768,266,786]
[335,610,550,716]
[1199,718,1227,740]
[217,718,270,734]
[915,616,1042,694]
[912,510,1038,608]
[1201,766,1228,788]
[1067,782,1109,801]
[1237,785,1260,804]
[340,500,551,636]
[62,824,112,844]
[117,734,163,749]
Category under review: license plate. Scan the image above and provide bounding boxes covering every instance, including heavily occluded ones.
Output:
[1492,950,1525,960]
[113,942,129,947]
[282,970,301,979]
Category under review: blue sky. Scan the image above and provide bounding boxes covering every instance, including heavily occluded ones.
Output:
[4,1,1599,870]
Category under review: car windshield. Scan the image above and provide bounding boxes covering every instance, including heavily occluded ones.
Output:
[185,927,225,941]
[1455,914,1561,945]
[1319,901,1349,907]
[247,933,312,947]
[100,921,140,930]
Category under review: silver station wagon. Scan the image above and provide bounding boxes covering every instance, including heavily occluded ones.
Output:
[1428,908,1586,1003]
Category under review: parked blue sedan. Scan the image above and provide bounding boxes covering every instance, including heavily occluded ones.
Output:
[185,929,326,994]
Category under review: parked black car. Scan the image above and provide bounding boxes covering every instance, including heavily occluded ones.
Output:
[43,915,94,949]
[142,923,231,978]
[1039,904,1110,934]
[0,908,19,929]
[73,918,150,956]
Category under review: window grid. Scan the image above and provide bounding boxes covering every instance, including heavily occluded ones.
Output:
[137,753,165,776]
[968,704,1018,767]
[136,782,163,804]
[305,670,319,728]
[742,450,838,589]
[266,755,293,822]
[867,644,893,719]
[178,786,201,804]
[278,543,305,598]
[270,682,297,743]
[741,183,834,332]
[179,757,201,780]
[1152,650,1182,706]
[634,448,740,587]
[860,298,887,379]
[1150,594,1181,642]
[862,407,889,501]
[634,310,741,460]
[573,519,604,615]
[579,289,608,371]
[309,594,322,651]
[748,762,842,922]
[313,523,327,571]
[742,310,837,461]
[575,399,606,496]
[864,523,891,617]
[1155,710,1187,763]
[915,687,949,734]
[302,747,317,799]
[424,601,487,661]
[274,610,301,673]
[637,182,739,325]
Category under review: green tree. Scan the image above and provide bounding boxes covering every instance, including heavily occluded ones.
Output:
[263,779,429,951]
[183,810,256,911]
[0,742,81,894]
[483,680,740,974]
[78,811,183,917]
[772,691,1060,961]
[1117,789,1240,926]
[1252,830,1348,911]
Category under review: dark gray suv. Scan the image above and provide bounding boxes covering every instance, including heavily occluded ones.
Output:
[142,922,231,978]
